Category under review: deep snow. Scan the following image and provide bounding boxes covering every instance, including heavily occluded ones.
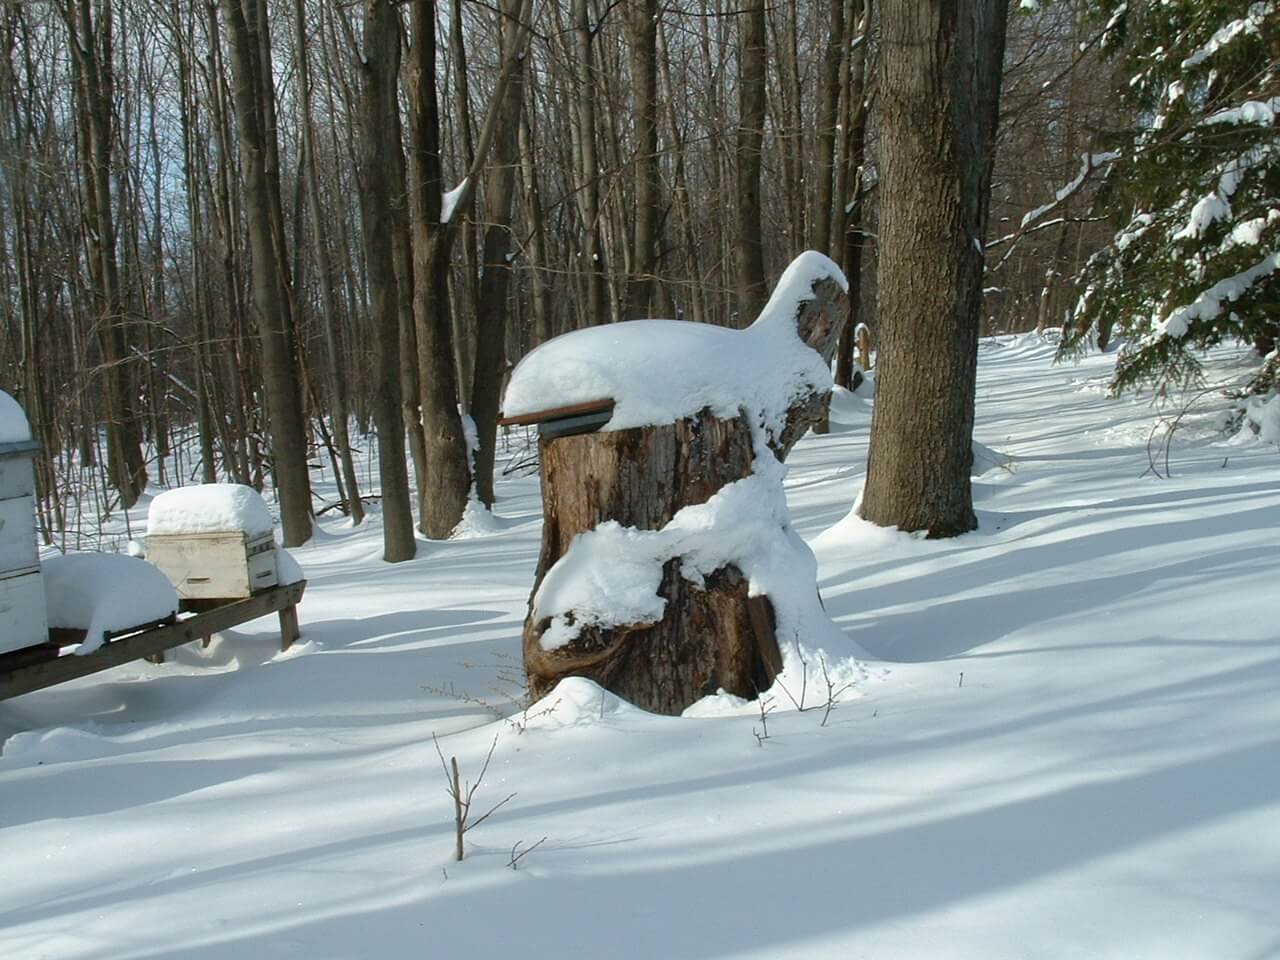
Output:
[1,336,1278,960]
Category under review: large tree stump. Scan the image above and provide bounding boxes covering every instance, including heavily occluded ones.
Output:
[507,253,849,715]
[524,409,780,713]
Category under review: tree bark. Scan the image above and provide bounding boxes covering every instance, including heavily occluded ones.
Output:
[522,275,847,715]
[358,0,416,561]
[572,0,608,327]
[470,0,526,509]
[859,0,1008,538]
[60,0,147,509]
[735,0,769,323]
[623,0,661,320]
[294,0,363,525]
[221,0,313,545]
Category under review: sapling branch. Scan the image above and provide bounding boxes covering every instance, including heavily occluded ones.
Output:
[508,836,548,869]
[753,694,776,746]
[819,655,855,727]
[434,732,516,861]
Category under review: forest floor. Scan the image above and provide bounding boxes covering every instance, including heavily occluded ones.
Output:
[2,335,1278,960]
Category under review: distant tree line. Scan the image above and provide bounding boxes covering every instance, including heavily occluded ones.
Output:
[5,0,1207,554]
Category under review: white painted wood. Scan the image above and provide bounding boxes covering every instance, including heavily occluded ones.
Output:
[146,531,278,599]
[0,570,48,655]
[0,495,39,575]
[0,452,34,501]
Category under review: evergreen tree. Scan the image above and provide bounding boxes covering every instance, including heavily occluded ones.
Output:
[1062,1,1279,393]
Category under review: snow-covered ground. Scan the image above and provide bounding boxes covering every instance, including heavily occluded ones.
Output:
[2,336,1278,960]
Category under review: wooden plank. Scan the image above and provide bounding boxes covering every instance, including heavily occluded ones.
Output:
[146,531,280,600]
[0,581,306,701]
[278,605,300,651]
[497,398,614,427]
[537,409,615,440]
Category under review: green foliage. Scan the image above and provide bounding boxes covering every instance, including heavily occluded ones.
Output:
[1060,0,1280,394]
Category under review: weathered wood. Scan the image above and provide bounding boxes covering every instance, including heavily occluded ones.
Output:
[0,581,305,701]
[522,271,849,715]
[523,409,774,714]
[146,531,277,600]
[497,398,615,428]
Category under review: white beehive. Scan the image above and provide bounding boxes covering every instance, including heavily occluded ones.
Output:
[0,390,48,655]
[146,484,279,601]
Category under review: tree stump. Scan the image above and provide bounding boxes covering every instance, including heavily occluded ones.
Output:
[507,254,850,715]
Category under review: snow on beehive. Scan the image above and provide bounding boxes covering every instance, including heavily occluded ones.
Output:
[147,484,274,539]
[0,389,31,444]
[43,553,179,655]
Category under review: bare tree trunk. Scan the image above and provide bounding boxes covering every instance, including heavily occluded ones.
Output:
[812,0,844,256]
[406,0,471,537]
[518,103,553,346]
[294,0,363,525]
[354,0,416,560]
[859,0,1009,538]
[623,0,661,320]
[470,0,526,508]
[390,114,430,502]
[221,0,313,545]
[735,0,768,322]
[834,0,871,390]
[60,0,147,509]
[572,0,607,326]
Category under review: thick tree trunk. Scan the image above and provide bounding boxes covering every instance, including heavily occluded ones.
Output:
[522,274,847,715]
[859,0,1008,538]
[524,411,780,714]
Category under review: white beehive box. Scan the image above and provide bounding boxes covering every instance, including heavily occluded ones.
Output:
[146,484,279,601]
[0,390,48,655]
[146,530,277,599]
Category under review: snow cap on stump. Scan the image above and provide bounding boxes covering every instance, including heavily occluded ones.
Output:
[502,251,848,439]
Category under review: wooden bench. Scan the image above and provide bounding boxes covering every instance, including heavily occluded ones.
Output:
[0,580,306,701]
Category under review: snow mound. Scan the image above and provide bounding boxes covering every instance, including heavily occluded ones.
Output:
[453,498,507,539]
[275,547,305,586]
[521,676,641,728]
[0,389,30,443]
[827,381,874,426]
[1241,391,1280,444]
[147,484,274,539]
[972,440,1014,475]
[534,446,863,672]
[503,252,846,440]
[43,553,179,655]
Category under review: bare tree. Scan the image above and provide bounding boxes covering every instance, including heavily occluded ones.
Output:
[220,0,313,545]
[735,0,769,322]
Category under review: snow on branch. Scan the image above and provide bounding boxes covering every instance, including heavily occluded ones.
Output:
[1019,152,1118,230]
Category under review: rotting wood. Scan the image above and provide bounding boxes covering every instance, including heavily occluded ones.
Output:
[521,273,848,715]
